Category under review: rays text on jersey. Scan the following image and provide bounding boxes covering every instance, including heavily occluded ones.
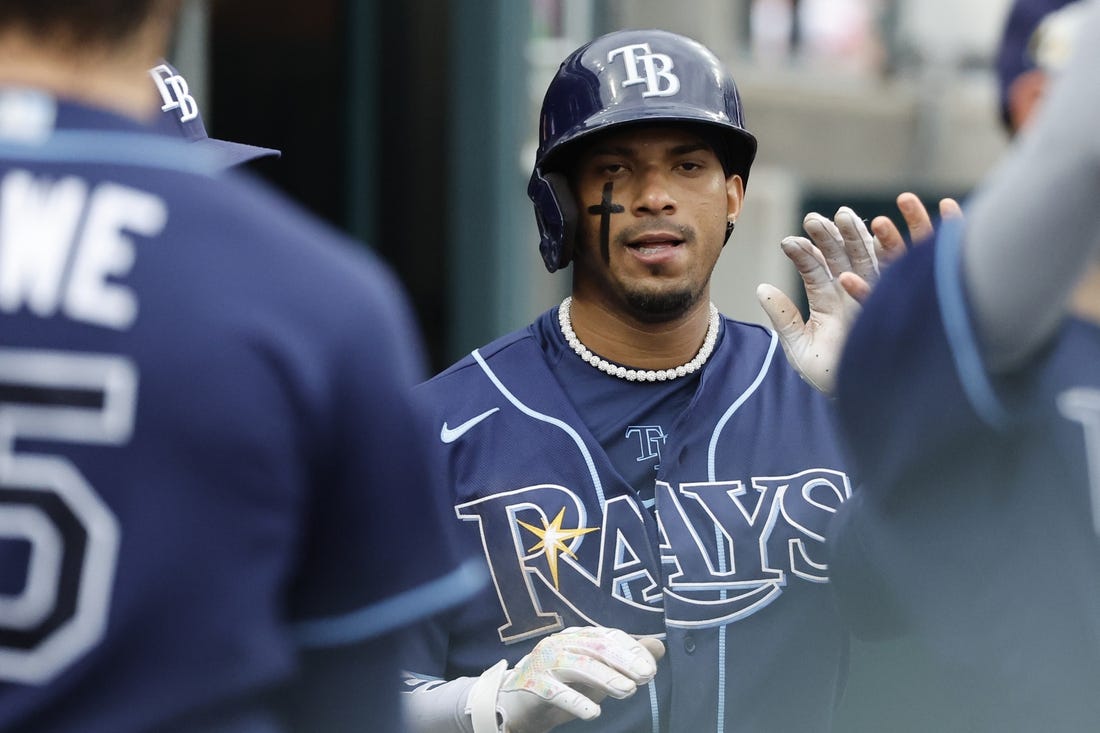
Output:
[455,468,850,643]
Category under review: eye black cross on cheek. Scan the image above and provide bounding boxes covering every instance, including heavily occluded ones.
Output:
[587,181,624,264]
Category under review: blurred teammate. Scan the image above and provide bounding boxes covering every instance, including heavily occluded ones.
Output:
[0,1,478,731]
[995,0,1086,135]
[403,29,880,733]
[824,0,1100,729]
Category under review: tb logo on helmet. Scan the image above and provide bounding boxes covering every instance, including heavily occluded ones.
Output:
[607,43,680,98]
[148,64,198,123]
[529,29,757,273]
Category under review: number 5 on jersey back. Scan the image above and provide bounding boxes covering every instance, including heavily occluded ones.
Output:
[0,348,136,684]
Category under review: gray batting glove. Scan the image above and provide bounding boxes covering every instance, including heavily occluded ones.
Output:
[756,206,876,395]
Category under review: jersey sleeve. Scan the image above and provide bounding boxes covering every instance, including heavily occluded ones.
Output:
[285,258,482,649]
[962,0,1100,370]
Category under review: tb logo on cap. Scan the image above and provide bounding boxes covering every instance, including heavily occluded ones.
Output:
[607,43,680,98]
[149,64,198,123]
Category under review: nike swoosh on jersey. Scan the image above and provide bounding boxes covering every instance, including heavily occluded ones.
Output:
[440,408,500,443]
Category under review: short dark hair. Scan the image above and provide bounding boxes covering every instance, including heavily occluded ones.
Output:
[0,0,178,47]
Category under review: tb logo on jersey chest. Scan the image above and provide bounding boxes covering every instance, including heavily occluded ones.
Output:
[626,425,666,467]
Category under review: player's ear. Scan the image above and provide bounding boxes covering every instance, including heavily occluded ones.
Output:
[1007,69,1047,134]
[725,174,744,218]
[724,174,744,244]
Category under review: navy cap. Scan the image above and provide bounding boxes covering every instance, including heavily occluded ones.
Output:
[994,0,1083,129]
[149,61,281,169]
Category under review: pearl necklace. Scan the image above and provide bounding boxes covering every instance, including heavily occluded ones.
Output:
[558,296,720,382]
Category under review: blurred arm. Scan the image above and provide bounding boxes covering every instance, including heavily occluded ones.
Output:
[964,0,1100,371]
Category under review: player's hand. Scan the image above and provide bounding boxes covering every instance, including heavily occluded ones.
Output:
[838,192,963,302]
[468,627,664,733]
[757,195,964,395]
[756,206,876,395]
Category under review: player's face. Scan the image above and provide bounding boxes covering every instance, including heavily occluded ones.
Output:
[569,124,743,322]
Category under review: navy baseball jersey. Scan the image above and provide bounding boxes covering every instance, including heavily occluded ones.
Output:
[408,306,853,733]
[829,223,1100,730]
[0,91,478,732]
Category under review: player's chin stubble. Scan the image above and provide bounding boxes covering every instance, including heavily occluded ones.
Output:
[623,289,699,323]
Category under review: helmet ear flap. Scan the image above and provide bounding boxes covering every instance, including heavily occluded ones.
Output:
[530,171,578,273]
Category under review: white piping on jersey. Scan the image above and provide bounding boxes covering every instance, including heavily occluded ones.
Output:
[472,349,607,508]
[705,328,779,733]
[0,130,225,176]
[935,218,1010,429]
[706,330,779,480]
[647,681,660,733]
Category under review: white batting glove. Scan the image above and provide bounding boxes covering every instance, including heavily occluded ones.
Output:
[756,206,878,396]
[466,627,665,733]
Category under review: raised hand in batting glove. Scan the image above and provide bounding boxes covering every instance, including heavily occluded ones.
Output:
[756,196,963,395]
[837,193,962,302]
[756,206,879,395]
[466,626,664,733]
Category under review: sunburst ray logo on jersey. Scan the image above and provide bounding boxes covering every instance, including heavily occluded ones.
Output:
[517,507,598,589]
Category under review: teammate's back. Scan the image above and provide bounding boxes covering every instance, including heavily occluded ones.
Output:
[0,2,479,731]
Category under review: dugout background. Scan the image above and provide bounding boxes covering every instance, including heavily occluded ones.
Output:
[189,1,1016,729]
[196,0,1007,375]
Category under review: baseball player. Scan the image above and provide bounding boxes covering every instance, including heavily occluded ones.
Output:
[403,29,881,733]
[148,59,282,168]
[994,0,1088,135]
[825,0,1100,729]
[0,1,479,731]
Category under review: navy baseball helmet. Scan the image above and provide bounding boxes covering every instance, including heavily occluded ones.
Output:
[527,29,758,273]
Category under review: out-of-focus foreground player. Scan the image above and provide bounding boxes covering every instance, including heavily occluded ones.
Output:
[0,1,481,731]
[826,0,1100,730]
